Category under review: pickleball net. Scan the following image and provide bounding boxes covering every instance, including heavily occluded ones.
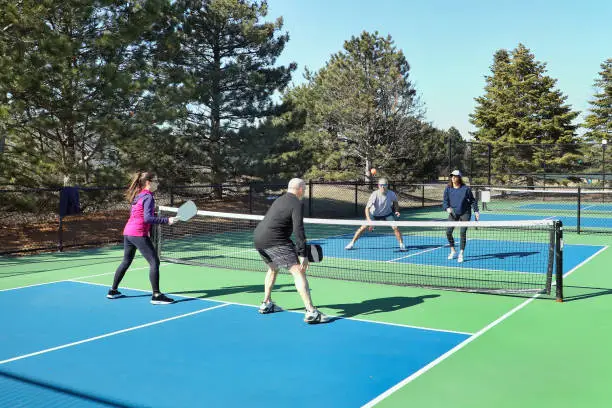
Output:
[156,206,563,300]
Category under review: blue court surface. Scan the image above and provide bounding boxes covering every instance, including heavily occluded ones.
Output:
[1,281,470,408]
[519,203,612,212]
[478,212,612,229]
[312,234,603,275]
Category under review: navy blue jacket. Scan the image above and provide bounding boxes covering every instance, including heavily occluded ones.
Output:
[443,185,479,215]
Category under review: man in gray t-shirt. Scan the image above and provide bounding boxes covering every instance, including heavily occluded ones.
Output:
[345,178,406,251]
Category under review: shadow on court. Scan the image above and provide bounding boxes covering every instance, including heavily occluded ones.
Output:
[172,283,296,303]
[315,294,441,318]
[463,251,540,261]
[0,256,124,279]
[559,285,612,302]
[112,293,152,299]
[0,370,133,408]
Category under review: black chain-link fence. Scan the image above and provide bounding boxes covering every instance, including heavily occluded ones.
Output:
[451,141,611,187]
[2,181,611,255]
[475,185,612,234]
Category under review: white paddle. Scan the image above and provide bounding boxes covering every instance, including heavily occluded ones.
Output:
[175,200,197,222]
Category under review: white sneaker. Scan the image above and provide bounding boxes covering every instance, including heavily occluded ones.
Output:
[345,242,354,250]
[258,301,283,314]
[399,243,406,251]
[304,309,331,324]
[448,251,456,260]
[457,253,464,263]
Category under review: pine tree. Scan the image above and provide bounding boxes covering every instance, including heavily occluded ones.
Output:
[583,58,612,142]
[470,44,580,184]
[581,58,612,183]
[0,0,169,186]
[284,31,424,181]
[157,0,295,190]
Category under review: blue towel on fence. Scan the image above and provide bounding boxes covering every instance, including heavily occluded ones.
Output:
[59,187,80,217]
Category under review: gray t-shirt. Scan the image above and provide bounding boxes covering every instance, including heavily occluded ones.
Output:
[366,190,398,217]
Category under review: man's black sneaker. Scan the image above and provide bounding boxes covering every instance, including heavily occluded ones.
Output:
[106,289,123,299]
[151,293,175,305]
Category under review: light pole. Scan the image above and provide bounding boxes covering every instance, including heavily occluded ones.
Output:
[603,139,608,188]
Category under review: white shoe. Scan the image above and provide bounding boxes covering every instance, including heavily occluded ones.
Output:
[457,253,464,263]
[448,251,456,260]
[259,301,283,314]
[345,242,354,250]
[399,243,406,251]
[304,309,331,324]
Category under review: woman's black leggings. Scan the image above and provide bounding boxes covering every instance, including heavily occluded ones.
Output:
[111,236,160,293]
[446,212,471,250]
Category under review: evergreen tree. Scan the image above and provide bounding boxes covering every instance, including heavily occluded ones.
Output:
[582,58,612,183]
[0,0,169,186]
[583,58,612,142]
[159,0,295,190]
[447,127,466,175]
[470,44,580,184]
[284,31,424,181]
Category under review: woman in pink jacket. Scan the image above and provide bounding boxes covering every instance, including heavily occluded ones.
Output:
[107,171,177,304]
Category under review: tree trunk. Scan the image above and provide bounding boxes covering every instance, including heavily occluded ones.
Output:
[210,39,223,199]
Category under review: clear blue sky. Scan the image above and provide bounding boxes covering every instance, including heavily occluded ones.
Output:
[266,0,611,139]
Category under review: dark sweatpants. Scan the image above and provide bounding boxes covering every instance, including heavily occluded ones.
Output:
[446,212,471,250]
[111,236,160,293]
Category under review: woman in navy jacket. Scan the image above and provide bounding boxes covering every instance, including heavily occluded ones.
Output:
[442,170,479,263]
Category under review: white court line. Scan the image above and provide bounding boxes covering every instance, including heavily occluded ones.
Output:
[0,303,230,365]
[362,293,541,408]
[0,267,147,293]
[362,244,610,407]
[387,245,448,262]
[71,280,474,336]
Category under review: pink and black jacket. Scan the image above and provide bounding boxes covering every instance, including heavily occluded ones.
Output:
[123,190,169,237]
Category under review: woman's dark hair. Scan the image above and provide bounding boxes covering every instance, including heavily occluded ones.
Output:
[126,171,156,202]
[447,174,464,188]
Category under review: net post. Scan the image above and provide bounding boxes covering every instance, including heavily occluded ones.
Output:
[555,220,564,302]
[545,222,555,295]
[576,187,581,234]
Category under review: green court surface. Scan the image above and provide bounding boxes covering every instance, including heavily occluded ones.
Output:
[1,230,611,407]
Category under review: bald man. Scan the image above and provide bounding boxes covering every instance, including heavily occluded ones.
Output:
[254,178,330,324]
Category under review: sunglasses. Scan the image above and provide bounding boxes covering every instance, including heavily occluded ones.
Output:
[378,184,388,187]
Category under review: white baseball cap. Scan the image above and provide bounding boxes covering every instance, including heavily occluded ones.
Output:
[450,170,462,177]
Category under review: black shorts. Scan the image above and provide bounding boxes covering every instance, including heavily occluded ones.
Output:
[257,243,299,270]
[372,213,395,221]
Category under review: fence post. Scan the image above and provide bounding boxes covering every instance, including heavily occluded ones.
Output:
[248,183,253,214]
[448,136,452,174]
[487,144,492,185]
[308,179,313,217]
[602,140,607,190]
[58,216,64,252]
[469,144,473,183]
[170,186,174,206]
[421,184,425,207]
[354,182,358,217]
[577,187,581,234]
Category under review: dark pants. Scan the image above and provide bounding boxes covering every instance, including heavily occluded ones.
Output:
[111,236,160,293]
[446,212,471,250]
